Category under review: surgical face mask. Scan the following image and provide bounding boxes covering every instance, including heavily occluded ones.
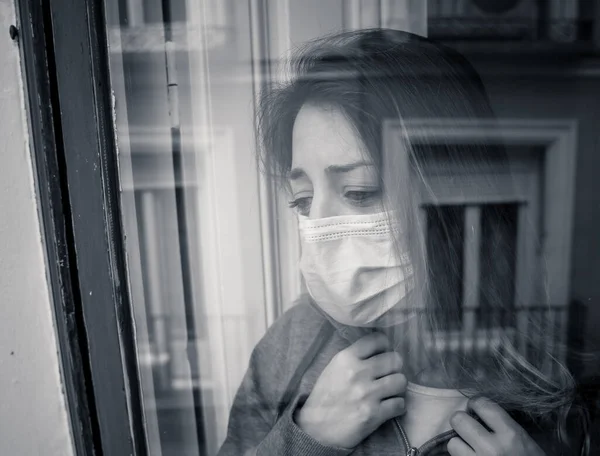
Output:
[298,211,416,327]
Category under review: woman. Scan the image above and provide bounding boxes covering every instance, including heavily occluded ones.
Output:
[217,29,588,455]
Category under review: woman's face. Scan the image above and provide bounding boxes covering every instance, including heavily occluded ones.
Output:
[289,103,383,218]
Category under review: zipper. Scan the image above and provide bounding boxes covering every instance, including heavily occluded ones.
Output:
[394,418,458,456]
[394,418,418,456]
[418,429,458,455]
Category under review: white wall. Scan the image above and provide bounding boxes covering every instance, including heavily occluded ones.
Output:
[0,1,74,455]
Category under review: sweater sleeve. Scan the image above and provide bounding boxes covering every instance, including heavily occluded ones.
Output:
[216,309,353,456]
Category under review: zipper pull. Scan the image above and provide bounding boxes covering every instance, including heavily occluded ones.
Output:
[406,448,418,456]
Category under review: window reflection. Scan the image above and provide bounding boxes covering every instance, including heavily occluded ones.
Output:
[103,0,597,454]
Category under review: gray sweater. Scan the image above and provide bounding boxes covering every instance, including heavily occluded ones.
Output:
[216,294,576,455]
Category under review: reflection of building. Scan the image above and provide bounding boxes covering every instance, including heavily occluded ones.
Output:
[388,119,577,380]
[428,0,591,43]
[426,0,599,378]
[110,0,600,454]
[417,1,600,430]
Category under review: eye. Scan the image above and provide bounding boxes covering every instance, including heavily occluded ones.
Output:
[344,189,381,206]
[288,196,312,216]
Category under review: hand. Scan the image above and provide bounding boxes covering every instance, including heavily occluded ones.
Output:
[448,397,546,456]
[295,332,407,448]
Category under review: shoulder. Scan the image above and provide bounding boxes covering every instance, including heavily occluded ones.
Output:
[254,293,328,359]
[243,294,330,401]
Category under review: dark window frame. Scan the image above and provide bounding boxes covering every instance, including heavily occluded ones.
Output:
[16,0,147,454]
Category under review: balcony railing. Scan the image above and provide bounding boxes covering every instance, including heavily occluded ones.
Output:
[138,301,589,399]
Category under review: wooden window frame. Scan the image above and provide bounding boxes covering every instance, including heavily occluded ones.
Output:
[16,0,147,454]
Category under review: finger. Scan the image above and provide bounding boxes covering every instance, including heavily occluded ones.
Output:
[347,332,390,359]
[450,411,493,454]
[468,397,515,435]
[446,437,476,456]
[373,373,407,399]
[365,351,403,378]
[379,396,405,421]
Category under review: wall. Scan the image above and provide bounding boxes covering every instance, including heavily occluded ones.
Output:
[0,0,74,455]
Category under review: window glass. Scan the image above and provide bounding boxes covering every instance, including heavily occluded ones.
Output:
[425,205,465,330]
[104,1,428,454]
[480,203,518,328]
[106,1,271,454]
[100,0,597,453]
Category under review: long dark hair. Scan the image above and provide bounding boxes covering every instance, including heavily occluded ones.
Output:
[257,28,585,451]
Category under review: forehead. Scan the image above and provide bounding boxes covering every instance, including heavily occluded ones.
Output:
[291,103,368,168]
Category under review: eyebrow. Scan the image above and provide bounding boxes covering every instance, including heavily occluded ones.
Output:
[288,161,375,180]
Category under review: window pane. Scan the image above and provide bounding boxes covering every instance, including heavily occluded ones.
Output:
[102,1,431,454]
[479,203,518,328]
[105,1,269,454]
[425,205,465,330]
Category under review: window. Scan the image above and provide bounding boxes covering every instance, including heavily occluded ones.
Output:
[421,200,520,362]
[107,1,270,451]
[425,204,466,330]
[479,203,518,327]
[20,0,594,454]
[384,120,577,369]
[424,202,519,331]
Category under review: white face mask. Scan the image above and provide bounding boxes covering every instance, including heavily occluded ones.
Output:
[298,211,416,327]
